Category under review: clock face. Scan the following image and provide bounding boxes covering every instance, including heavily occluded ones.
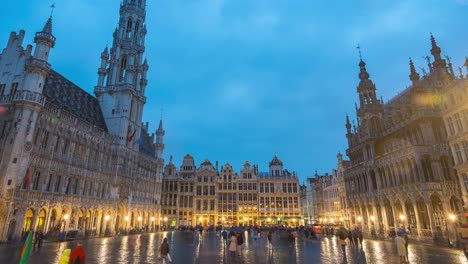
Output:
[24,141,33,152]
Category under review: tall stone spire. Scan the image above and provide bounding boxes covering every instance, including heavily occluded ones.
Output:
[345,114,351,134]
[409,58,420,85]
[94,0,149,148]
[155,119,165,159]
[429,34,448,79]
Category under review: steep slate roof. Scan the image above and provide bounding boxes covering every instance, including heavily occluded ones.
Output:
[43,69,107,131]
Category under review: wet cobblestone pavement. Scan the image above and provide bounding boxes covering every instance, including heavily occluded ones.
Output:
[0,231,467,263]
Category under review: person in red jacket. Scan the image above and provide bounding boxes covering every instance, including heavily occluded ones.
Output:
[69,243,86,264]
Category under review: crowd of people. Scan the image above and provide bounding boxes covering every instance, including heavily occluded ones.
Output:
[35,223,413,263]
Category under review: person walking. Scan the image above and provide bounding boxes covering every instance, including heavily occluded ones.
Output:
[229,233,237,257]
[159,237,171,264]
[236,232,244,256]
[222,229,228,247]
[395,233,407,263]
[358,228,364,246]
[337,227,348,259]
[69,243,86,264]
[347,229,355,248]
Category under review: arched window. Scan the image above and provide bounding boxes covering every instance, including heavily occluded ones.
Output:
[119,56,127,81]
[126,18,133,39]
[134,21,140,41]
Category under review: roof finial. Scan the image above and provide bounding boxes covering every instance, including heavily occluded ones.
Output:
[50,3,56,17]
[458,67,464,79]
[357,44,362,61]
[423,55,432,72]
[409,57,420,83]
[160,108,164,120]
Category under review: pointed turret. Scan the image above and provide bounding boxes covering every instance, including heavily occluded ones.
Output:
[97,47,109,86]
[33,16,56,61]
[430,33,442,61]
[429,34,448,80]
[155,119,165,159]
[345,114,351,134]
[409,58,420,85]
[355,57,382,121]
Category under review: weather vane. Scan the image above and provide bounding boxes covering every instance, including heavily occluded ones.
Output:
[50,3,56,17]
[160,108,164,120]
[356,44,362,60]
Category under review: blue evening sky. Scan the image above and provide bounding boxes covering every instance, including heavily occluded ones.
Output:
[1,0,467,182]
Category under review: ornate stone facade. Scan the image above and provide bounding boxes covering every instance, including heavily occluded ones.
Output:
[344,36,464,242]
[0,0,164,242]
[161,155,301,227]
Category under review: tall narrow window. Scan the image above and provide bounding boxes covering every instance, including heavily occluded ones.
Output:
[119,56,127,82]
[454,144,463,164]
[134,21,140,41]
[126,18,133,39]
[0,84,5,96]
[10,82,18,96]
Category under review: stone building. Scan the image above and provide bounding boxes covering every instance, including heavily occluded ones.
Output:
[303,177,318,224]
[161,155,301,227]
[0,0,164,242]
[258,156,302,226]
[440,57,468,215]
[316,153,350,227]
[344,35,463,242]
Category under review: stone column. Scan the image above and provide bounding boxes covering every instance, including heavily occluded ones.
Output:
[426,202,437,240]
[43,209,53,234]
[391,204,399,230]
[412,203,422,238]
[95,213,102,236]
[13,208,27,241]
[380,201,389,232]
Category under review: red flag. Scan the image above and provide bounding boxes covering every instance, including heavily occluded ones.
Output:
[24,169,32,189]
[127,129,136,142]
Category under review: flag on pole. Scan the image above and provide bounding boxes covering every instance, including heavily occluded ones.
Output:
[24,169,32,189]
[127,129,136,142]
[19,231,33,264]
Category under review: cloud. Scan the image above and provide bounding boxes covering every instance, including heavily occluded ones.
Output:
[346,1,435,44]
[158,0,280,42]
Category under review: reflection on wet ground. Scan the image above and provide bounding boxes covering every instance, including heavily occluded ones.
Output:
[0,231,467,263]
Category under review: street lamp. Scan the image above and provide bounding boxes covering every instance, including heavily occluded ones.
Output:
[151,217,155,232]
[125,216,129,234]
[63,214,69,232]
[356,216,363,234]
[399,214,405,229]
[105,215,110,236]
[138,216,142,231]
[449,214,457,247]
[370,216,376,238]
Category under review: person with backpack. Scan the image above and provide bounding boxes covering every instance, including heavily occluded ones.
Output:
[159,237,171,264]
